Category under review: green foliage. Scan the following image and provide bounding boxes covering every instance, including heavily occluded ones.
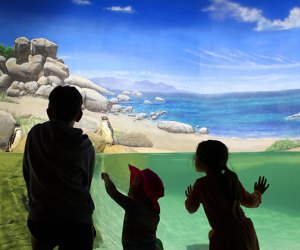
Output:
[11,113,46,136]
[0,43,15,59]
[266,139,300,151]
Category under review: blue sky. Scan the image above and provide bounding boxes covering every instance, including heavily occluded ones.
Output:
[1,0,300,93]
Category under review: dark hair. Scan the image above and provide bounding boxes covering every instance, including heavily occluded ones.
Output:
[194,140,241,201]
[48,86,83,123]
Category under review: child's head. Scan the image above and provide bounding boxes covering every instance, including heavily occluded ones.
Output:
[194,140,228,173]
[128,164,164,211]
[47,86,83,123]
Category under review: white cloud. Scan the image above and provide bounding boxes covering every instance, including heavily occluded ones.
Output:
[72,0,91,5]
[104,6,136,14]
[203,0,300,31]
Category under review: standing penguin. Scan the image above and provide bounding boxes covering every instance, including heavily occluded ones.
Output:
[99,116,116,146]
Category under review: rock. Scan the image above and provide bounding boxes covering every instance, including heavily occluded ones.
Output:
[0,71,12,89]
[157,121,195,133]
[144,100,151,104]
[30,38,58,59]
[117,131,153,147]
[0,111,16,150]
[132,90,142,97]
[6,55,44,82]
[35,85,54,97]
[109,97,118,104]
[83,88,110,112]
[124,106,133,112]
[199,127,209,134]
[136,113,147,120]
[117,94,131,102]
[151,115,158,120]
[37,75,49,85]
[0,55,8,73]
[122,90,130,95]
[74,116,101,133]
[24,81,39,94]
[86,132,106,153]
[44,57,69,80]
[65,75,112,94]
[286,113,300,120]
[110,104,123,113]
[14,37,31,64]
[155,97,165,102]
[6,81,23,97]
[48,75,63,86]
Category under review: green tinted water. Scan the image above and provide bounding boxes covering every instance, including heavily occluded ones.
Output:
[92,152,300,250]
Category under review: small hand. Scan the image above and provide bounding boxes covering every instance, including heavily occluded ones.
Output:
[185,185,193,197]
[254,176,270,194]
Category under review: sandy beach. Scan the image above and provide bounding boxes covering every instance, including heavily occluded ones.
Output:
[0,95,280,153]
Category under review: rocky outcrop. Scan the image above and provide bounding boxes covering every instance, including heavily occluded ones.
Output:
[124,106,133,112]
[30,38,58,59]
[122,90,130,95]
[136,113,147,120]
[131,90,142,97]
[65,75,111,94]
[157,121,194,133]
[110,104,122,113]
[109,97,118,104]
[14,37,31,64]
[144,100,151,104]
[6,81,26,97]
[6,55,44,82]
[24,81,39,94]
[44,57,69,80]
[0,111,16,151]
[286,113,300,120]
[117,131,153,147]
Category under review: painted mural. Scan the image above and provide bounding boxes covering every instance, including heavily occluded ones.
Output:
[1,0,300,154]
[1,1,300,249]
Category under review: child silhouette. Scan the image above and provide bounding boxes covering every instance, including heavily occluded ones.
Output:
[23,86,95,250]
[185,140,269,250]
[102,164,164,250]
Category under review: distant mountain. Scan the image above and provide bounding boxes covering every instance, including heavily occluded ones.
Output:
[90,77,180,93]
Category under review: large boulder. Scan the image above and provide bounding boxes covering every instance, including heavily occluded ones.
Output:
[48,75,64,87]
[31,38,58,59]
[83,88,110,112]
[0,111,16,150]
[14,37,31,64]
[0,55,8,73]
[157,121,195,133]
[0,71,12,89]
[6,54,44,82]
[117,131,153,147]
[74,116,101,133]
[65,75,111,94]
[44,57,69,80]
[35,85,54,97]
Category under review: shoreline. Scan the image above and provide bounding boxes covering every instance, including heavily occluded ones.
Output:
[0,95,285,153]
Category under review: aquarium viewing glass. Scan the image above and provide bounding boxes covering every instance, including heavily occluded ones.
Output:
[0,0,300,249]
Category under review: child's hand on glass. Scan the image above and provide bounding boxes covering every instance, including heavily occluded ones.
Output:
[254,176,270,194]
[185,185,193,197]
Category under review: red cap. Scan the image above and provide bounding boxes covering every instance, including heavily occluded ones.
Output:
[129,164,164,212]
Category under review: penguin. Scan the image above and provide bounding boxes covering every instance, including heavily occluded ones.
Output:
[99,116,116,146]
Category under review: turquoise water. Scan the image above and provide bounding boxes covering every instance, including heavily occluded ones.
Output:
[121,89,300,138]
[92,152,300,250]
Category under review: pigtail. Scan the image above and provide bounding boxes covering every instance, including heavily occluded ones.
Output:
[222,166,241,201]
